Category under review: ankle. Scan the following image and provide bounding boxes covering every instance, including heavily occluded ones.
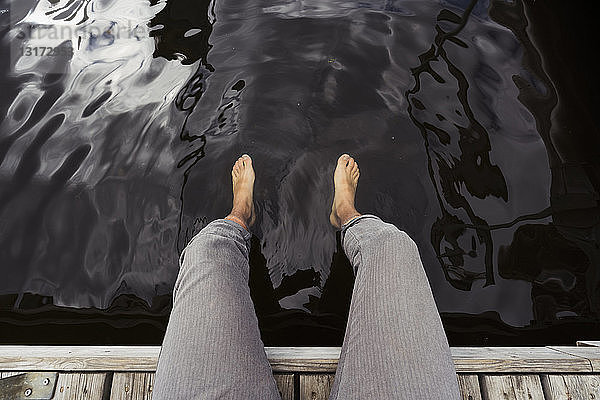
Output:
[225,212,248,231]
[341,213,361,226]
[340,212,361,226]
[337,204,360,226]
[231,204,251,219]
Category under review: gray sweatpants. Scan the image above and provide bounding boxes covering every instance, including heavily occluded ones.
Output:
[153,215,460,399]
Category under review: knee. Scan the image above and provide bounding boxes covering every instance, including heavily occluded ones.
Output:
[371,229,428,284]
[183,222,249,259]
[374,223,418,250]
[179,232,211,263]
[369,227,422,269]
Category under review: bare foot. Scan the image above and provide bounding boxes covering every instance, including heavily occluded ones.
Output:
[330,154,361,228]
[226,154,255,230]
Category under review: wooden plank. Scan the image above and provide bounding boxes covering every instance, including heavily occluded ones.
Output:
[0,346,341,373]
[0,346,338,372]
[274,374,294,400]
[480,375,545,400]
[452,347,592,373]
[299,374,335,400]
[576,341,600,347]
[53,373,107,400]
[268,347,340,373]
[457,374,483,400]
[110,372,154,400]
[548,346,600,372]
[541,374,600,400]
[0,346,596,373]
[0,346,160,371]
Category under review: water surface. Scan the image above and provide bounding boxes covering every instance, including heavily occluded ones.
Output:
[0,0,598,344]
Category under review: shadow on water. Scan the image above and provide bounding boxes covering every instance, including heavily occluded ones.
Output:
[406,0,509,290]
[0,0,598,345]
[489,0,600,327]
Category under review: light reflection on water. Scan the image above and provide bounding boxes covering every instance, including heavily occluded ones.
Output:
[0,0,598,344]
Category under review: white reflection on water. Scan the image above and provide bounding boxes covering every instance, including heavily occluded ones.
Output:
[1,0,196,307]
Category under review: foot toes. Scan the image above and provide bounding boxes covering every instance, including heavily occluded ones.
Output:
[240,154,252,167]
[233,156,248,174]
[338,154,350,166]
[347,157,355,169]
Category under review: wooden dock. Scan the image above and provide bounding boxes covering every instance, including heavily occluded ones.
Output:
[1,343,599,399]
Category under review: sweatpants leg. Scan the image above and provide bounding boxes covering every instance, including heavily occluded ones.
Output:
[329,215,460,400]
[153,219,281,400]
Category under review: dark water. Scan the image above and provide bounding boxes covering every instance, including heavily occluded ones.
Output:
[0,0,598,345]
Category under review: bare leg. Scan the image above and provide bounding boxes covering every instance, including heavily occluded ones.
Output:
[153,155,280,400]
[328,154,460,399]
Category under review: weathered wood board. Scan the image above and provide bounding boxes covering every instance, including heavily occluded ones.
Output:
[274,373,294,400]
[0,346,159,371]
[452,347,592,373]
[299,374,335,400]
[2,346,600,399]
[548,346,600,372]
[541,374,600,400]
[3,370,600,399]
[269,347,340,373]
[480,375,545,400]
[457,374,483,400]
[1,346,597,373]
[110,372,154,400]
[53,373,107,400]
